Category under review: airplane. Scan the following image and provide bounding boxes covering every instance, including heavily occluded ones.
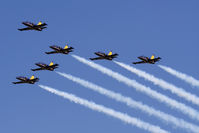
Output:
[31,62,59,71]
[18,21,47,31]
[12,75,39,84]
[90,51,118,60]
[132,55,161,64]
[45,45,74,55]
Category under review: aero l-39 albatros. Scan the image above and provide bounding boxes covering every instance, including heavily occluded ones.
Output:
[31,62,59,71]
[133,55,161,64]
[18,21,47,31]
[13,76,39,84]
[90,51,118,61]
[45,45,74,55]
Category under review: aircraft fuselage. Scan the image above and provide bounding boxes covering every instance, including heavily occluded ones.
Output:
[138,56,161,64]
[13,77,39,84]
[22,22,46,31]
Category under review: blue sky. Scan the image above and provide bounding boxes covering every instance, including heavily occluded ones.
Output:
[1,0,199,133]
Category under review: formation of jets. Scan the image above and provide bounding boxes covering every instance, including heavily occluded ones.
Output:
[13,21,162,84]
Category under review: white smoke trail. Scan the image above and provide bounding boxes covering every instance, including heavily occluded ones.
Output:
[71,54,199,121]
[56,71,199,133]
[39,84,169,133]
[159,65,199,88]
[114,61,199,106]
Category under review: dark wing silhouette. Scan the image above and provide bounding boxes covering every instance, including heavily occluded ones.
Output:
[18,27,33,31]
[31,68,43,71]
[132,61,146,64]
[90,57,104,60]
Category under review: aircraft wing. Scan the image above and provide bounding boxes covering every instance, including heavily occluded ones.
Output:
[16,76,28,81]
[34,27,42,31]
[95,52,105,57]
[50,45,61,50]
[31,68,43,71]
[132,61,146,64]
[45,51,58,54]
[36,63,47,67]
[138,56,148,61]
[90,57,105,60]
[22,22,34,26]
[13,81,25,84]
[18,27,33,31]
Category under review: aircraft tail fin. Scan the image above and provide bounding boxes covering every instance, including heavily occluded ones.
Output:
[108,51,112,56]
[64,45,69,49]
[37,21,42,25]
[30,75,35,80]
[49,62,54,66]
[150,55,155,59]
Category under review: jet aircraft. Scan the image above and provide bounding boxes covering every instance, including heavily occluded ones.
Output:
[133,55,161,64]
[13,75,39,84]
[45,45,74,55]
[90,51,118,60]
[31,62,59,71]
[18,21,47,31]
